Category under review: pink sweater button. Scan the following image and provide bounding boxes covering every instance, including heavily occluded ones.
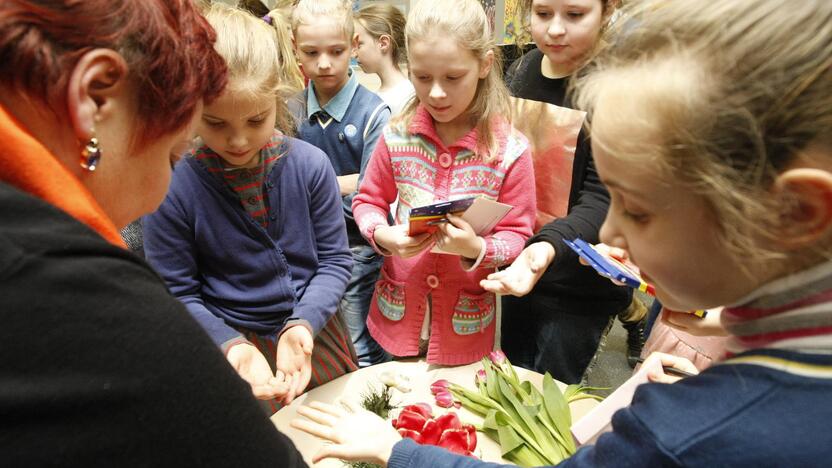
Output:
[438,153,452,168]
[426,274,440,288]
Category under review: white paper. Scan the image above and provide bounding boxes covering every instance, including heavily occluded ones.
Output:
[570,358,663,446]
[431,198,513,254]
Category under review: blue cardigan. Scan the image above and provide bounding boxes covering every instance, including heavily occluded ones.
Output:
[143,136,352,347]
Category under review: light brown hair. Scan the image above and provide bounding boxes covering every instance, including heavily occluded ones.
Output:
[354,3,407,67]
[574,0,832,265]
[396,0,511,161]
[205,3,295,135]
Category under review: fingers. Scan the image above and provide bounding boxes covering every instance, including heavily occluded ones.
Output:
[647,370,683,384]
[290,416,335,443]
[445,213,472,231]
[312,444,355,464]
[643,351,699,383]
[297,402,341,426]
[283,372,299,404]
[654,352,699,375]
[479,278,509,294]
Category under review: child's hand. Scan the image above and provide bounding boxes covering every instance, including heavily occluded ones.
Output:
[480,241,555,296]
[226,342,289,400]
[434,214,482,259]
[644,352,699,384]
[276,325,314,404]
[662,307,728,337]
[291,400,402,465]
[374,224,434,258]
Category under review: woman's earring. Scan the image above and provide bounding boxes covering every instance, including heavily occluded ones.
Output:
[80,134,101,171]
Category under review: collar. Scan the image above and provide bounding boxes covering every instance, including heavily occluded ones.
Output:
[407,104,482,153]
[0,103,125,247]
[726,260,832,309]
[306,72,359,123]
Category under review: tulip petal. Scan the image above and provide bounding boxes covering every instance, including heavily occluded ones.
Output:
[418,418,442,445]
[437,428,471,455]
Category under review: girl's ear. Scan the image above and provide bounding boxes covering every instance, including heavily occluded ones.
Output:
[66,49,129,142]
[773,166,832,249]
[378,34,392,54]
[479,49,495,79]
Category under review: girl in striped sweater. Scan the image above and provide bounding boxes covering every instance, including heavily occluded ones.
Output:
[295,0,832,466]
[352,0,537,365]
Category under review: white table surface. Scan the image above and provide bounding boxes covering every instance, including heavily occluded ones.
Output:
[272,359,598,466]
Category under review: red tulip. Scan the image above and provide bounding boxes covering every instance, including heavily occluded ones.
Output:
[475,369,487,386]
[488,350,507,365]
[430,379,451,395]
[434,390,456,408]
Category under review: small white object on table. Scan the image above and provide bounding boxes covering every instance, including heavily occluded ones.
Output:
[272,359,599,466]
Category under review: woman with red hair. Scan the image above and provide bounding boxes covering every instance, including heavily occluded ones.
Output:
[0,1,305,465]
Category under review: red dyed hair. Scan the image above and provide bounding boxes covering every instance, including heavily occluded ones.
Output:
[0,0,227,144]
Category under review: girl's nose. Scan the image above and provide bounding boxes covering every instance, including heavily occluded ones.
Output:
[229,132,247,149]
[599,213,626,251]
[547,16,566,38]
[429,81,446,99]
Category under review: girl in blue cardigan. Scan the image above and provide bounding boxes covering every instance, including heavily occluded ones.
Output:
[144,4,356,413]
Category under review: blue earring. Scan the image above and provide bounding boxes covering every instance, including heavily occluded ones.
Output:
[80,136,101,171]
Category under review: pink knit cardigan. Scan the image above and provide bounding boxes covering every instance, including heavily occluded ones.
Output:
[352,105,536,365]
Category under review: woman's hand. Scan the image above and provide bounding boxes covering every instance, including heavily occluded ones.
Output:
[374,224,434,258]
[644,352,699,384]
[480,241,555,296]
[276,326,314,404]
[433,214,482,259]
[661,308,728,337]
[291,400,402,466]
[226,342,288,400]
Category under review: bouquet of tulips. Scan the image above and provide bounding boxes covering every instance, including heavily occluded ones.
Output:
[392,403,478,457]
[431,351,602,466]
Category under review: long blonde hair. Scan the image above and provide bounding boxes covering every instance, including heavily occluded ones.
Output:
[204,3,296,135]
[265,6,305,92]
[575,0,832,266]
[397,0,510,161]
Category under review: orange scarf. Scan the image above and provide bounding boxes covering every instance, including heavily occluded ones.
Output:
[0,104,126,247]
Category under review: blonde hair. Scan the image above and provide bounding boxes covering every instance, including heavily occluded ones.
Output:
[574,0,832,267]
[265,7,306,92]
[291,0,354,41]
[354,3,407,67]
[397,0,510,160]
[204,3,295,135]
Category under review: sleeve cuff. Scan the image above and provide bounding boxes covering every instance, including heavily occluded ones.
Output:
[221,336,252,356]
[278,319,314,339]
[460,237,487,271]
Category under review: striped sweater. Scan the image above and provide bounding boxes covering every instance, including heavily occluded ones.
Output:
[387,261,832,467]
[721,260,832,355]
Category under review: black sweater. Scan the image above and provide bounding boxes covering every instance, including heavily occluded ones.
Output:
[506,48,630,306]
[0,182,307,467]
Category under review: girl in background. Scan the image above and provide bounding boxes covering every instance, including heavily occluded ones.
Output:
[294,0,832,465]
[354,3,414,115]
[144,4,357,414]
[352,0,536,365]
[482,0,638,382]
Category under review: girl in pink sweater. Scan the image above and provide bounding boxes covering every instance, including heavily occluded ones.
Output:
[352,0,536,365]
